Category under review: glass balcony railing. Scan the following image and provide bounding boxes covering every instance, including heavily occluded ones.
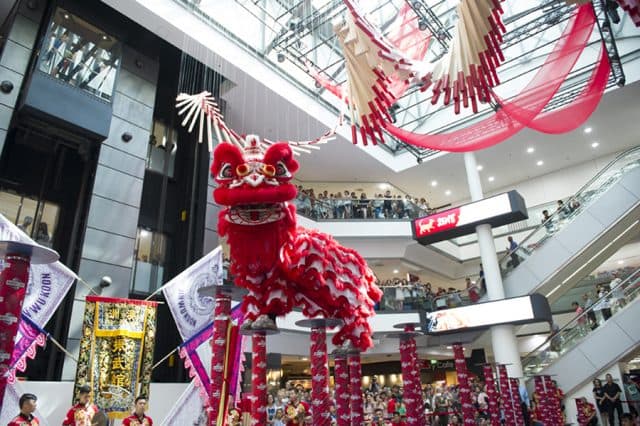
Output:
[499,146,640,275]
[293,195,433,221]
[522,267,640,376]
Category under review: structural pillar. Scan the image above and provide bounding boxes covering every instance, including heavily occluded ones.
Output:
[332,350,350,426]
[509,378,525,426]
[242,322,278,426]
[482,364,501,426]
[198,283,246,426]
[463,152,523,378]
[0,241,57,414]
[251,333,267,425]
[534,376,551,425]
[389,322,424,425]
[296,318,342,426]
[347,350,364,426]
[452,344,476,426]
[497,364,517,425]
[209,293,231,426]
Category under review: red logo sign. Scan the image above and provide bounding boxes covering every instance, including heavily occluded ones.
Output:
[414,208,461,238]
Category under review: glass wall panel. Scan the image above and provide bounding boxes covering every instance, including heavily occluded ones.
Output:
[131,228,170,294]
[38,8,121,102]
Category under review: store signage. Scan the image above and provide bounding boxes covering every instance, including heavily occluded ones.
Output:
[412,190,528,245]
[422,294,551,335]
[420,360,455,370]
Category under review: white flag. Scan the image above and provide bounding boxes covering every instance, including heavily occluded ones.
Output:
[0,214,78,329]
[162,246,224,340]
[160,381,208,426]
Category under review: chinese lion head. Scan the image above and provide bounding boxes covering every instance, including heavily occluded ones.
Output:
[212,136,381,351]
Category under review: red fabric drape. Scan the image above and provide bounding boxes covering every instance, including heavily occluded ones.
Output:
[504,44,609,134]
[382,4,600,152]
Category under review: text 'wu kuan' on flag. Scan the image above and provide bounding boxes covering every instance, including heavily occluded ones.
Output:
[0,213,77,383]
[161,246,245,414]
[73,296,158,420]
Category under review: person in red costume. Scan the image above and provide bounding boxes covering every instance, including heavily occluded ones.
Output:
[122,396,153,426]
[285,393,309,426]
[7,393,40,426]
[62,384,99,426]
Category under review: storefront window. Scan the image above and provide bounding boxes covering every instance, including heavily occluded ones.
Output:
[147,120,177,177]
[0,190,60,247]
[131,228,170,294]
[37,8,121,102]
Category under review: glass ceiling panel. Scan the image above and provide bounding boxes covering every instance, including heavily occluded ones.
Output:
[177,0,633,158]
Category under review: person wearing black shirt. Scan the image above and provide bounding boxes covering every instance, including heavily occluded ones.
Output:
[603,374,623,425]
[593,378,609,426]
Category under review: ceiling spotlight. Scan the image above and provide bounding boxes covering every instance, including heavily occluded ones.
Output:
[591,142,599,148]
[584,127,592,134]
[488,176,495,182]
[527,147,535,154]
[617,260,624,265]
[476,165,483,171]
[277,53,286,63]
[445,190,451,196]
[431,180,438,187]
[537,160,544,166]
[393,269,399,274]
[64,13,70,19]
[418,19,428,31]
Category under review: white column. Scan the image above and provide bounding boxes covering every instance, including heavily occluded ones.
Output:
[464,152,523,378]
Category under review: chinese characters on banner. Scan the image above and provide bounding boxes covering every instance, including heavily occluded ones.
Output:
[73,296,157,420]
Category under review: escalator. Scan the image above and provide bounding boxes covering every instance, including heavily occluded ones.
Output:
[521,268,640,394]
[496,147,640,303]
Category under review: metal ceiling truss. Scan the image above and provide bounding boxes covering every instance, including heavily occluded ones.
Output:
[222,1,631,161]
[592,0,626,87]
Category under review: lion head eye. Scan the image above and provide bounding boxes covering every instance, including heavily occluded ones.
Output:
[218,163,234,180]
[261,164,276,177]
[236,164,251,177]
[275,161,290,178]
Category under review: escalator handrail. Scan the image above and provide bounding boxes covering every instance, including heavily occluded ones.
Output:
[521,267,640,368]
[499,146,640,266]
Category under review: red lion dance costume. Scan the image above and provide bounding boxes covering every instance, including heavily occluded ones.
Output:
[212,135,381,351]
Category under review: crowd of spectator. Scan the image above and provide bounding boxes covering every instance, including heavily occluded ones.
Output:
[294,186,436,220]
[569,267,637,337]
[229,375,563,425]
[376,270,486,312]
